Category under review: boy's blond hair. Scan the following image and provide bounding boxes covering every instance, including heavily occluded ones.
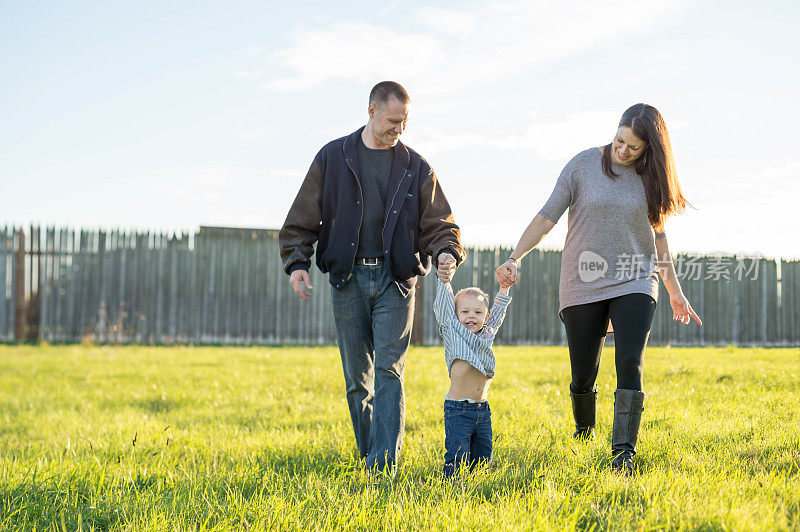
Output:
[454,287,491,309]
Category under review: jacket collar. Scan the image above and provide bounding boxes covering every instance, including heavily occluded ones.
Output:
[344,126,410,171]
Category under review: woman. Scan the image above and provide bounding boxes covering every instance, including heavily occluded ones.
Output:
[496,104,702,475]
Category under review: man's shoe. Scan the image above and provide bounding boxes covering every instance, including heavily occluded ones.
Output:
[611,450,635,476]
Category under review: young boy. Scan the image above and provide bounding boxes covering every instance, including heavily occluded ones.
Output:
[433,273,512,477]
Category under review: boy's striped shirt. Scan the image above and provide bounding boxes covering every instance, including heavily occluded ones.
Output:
[433,277,511,378]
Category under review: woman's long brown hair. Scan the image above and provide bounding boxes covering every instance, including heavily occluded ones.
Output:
[601,104,688,231]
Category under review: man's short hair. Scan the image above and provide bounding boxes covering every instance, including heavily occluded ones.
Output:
[369,81,410,106]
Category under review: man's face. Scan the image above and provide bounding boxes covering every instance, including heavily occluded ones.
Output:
[368,96,409,148]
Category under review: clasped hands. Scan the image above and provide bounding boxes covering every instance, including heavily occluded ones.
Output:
[495,259,517,289]
[436,252,457,283]
[291,253,516,300]
[442,253,518,290]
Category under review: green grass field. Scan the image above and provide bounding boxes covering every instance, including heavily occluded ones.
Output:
[0,344,798,531]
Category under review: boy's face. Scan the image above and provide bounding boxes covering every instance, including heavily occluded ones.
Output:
[455,293,489,332]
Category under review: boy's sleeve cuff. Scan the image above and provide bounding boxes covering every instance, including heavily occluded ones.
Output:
[495,293,512,305]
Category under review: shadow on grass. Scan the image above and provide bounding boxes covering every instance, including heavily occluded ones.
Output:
[252,444,552,501]
[0,465,260,530]
[735,445,800,475]
[253,445,361,478]
[677,428,800,475]
[134,396,181,414]
[0,479,121,531]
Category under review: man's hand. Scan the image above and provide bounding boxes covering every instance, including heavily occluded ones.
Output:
[290,269,313,301]
[437,252,457,283]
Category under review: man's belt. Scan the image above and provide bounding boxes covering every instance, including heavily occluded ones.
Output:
[355,257,384,266]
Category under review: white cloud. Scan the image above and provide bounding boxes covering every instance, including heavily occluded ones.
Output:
[695,159,800,209]
[380,0,402,18]
[498,111,619,160]
[415,7,476,36]
[113,164,306,228]
[267,168,305,180]
[234,69,263,80]
[666,158,800,256]
[260,0,692,96]
[238,127,273,147]
[139,164,302,196]
[263,22,444,92]
[748,159,800,184]
[409,111,618,160]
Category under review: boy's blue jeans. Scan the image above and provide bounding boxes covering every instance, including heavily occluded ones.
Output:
[443,399,493,477]
[331,264,414,472]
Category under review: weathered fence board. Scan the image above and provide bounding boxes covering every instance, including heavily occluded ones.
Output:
[0,227,11,340]
[0,225,797,346]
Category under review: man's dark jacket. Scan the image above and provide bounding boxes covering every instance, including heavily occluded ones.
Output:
[279,127,464,296]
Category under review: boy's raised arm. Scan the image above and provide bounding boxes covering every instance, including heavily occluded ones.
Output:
[433,275,458,327]
[484,288,512,330]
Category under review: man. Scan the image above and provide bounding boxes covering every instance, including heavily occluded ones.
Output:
[279,81,464,472]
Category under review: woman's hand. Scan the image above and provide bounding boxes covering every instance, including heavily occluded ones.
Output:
[656,235,701,325]
[670,292,702,325]
[496,259,518,288]
[496,215,554,289]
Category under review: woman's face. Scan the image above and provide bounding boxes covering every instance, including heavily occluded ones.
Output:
[611,126,646,165]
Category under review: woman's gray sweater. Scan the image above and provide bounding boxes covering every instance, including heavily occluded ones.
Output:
[538,147,665,316]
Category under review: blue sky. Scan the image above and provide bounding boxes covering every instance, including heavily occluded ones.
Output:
[2,0,799,257]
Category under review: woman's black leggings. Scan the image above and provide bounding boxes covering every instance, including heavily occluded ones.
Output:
[561,293,657,393]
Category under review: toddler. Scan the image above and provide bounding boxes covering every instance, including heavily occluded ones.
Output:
[433,274,511,477]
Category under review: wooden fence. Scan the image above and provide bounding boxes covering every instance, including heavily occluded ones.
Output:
[0,224,798,346]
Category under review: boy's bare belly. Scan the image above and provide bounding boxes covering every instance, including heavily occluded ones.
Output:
[447,359,492,402]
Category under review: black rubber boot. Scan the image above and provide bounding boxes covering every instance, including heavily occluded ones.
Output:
[611,389,645,476]
[570,389,597,439]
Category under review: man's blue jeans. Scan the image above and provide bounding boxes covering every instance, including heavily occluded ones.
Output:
[443,399,493,477]
[331,264,414,471]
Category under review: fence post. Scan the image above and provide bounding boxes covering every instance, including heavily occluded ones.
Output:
[13,230,26,341]
[31,225,42,342]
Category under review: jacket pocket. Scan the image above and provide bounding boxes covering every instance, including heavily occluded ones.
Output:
[320,217,336,266]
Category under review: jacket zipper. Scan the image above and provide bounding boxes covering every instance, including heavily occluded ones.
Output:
[382,168,407,254]
[344,154,365,278]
